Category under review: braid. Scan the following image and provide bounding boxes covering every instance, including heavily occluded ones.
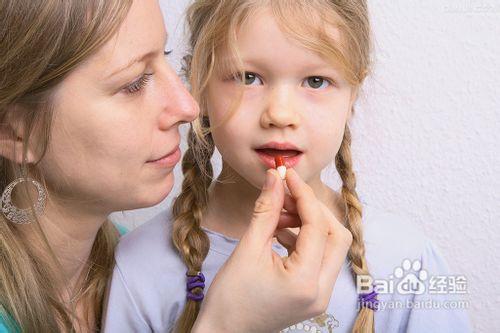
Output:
[335,123,375,333]
[171,117,215,333]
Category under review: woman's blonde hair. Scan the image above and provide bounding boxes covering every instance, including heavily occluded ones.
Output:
[172,0,373,332]
[0,0,132,331]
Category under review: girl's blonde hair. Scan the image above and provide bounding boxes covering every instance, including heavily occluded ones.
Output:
[172,0,373,332]
[0,0,132,331]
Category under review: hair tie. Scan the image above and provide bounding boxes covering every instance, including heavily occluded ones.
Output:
[186,271,205,302]
[358,290,379,311]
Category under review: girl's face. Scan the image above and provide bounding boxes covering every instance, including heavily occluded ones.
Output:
[37,0,199,213]
[206,7,356,189]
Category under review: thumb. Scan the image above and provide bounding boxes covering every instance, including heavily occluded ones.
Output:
[242,169,285,250]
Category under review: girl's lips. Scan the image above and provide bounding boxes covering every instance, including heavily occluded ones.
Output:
[255,149,303,169]
[147,146,181,168]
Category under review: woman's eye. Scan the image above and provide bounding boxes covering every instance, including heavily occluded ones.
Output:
[303,76,331,89]
[123,73,153,94]
[235,72,263,86]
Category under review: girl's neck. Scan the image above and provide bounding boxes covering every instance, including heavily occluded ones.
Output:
[202,165,260,239]
[202,164,347,239]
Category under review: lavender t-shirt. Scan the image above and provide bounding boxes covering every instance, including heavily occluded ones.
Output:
[103,204,472,333]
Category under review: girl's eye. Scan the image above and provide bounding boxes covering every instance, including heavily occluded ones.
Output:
[244,72,262,85]
[303,76,331,90]
[235,72,263,86]
[123,73,153,94]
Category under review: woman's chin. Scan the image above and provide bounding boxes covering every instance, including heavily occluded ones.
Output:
[132,173,175,209]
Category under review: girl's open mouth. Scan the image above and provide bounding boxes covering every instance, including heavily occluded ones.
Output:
[254,148,303,169]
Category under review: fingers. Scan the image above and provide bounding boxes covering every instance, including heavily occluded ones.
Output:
[276,211,301,229]
[317,206,353,294]
[283,194,298,215]
[312,205,352,296]
[240,169,285,251]
[282,170,352,309]
[285,169,320,218]
[274,193,300,229]
[276,228,298,255]
[282,169,328,277]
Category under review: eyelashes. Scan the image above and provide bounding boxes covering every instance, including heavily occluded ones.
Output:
[302,76,332,89]
[232,72,263,85]
[229,71,335,90]
[121,50,174,95]
[123,73,153,94]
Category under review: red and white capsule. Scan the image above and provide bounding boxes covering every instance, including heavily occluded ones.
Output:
[274,156,286,180]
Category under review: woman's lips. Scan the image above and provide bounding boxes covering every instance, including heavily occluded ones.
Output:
[147,146,181,168]
[255,148,303,169]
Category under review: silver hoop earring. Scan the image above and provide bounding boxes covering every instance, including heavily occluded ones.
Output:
[1,178,47,224]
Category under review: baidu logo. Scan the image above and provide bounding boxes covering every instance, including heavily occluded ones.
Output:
[357,259,428,295]
[393,259,428,295]
[357,259,469,310]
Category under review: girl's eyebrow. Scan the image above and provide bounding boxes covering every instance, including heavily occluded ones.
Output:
[238,56,342,76]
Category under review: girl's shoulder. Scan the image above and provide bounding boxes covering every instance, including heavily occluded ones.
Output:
[360,205,472,332]
[362,204,429,251]
[105,211,189,332]
[114,210,184,275]
[361,204,452,278]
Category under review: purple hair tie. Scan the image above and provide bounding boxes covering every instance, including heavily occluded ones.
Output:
[358,290,379,311]
[186,271,205,302]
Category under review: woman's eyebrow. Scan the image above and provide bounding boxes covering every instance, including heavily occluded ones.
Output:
[105,50,158,79]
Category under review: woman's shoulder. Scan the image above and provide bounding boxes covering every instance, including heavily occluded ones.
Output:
[0,321,9,333]
[0,313,18,333]
[0,319,9,333]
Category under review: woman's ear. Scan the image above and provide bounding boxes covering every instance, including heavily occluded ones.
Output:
[0,107,36,164]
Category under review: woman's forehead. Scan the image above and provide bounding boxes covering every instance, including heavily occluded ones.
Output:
[86,0,167,78]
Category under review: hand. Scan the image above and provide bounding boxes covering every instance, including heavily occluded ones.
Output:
[192,168,352,333]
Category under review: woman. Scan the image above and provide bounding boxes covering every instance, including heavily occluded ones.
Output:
[0,0,351,332]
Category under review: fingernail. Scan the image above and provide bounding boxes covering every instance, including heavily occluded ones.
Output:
[263,170,276,190]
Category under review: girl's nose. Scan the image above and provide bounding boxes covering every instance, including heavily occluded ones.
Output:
[260,86,300,129]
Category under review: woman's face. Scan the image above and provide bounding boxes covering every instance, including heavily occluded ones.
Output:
[38,0,199,213]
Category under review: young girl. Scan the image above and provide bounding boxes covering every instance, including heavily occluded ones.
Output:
[104,0,472,332]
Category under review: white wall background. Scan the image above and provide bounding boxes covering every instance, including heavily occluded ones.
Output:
[111,1,500,331]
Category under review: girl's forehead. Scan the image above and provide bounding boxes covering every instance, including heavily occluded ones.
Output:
[242,4,342,39]
[233,5,343,58]
[214,6,345,74]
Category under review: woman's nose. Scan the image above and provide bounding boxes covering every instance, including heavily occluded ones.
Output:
[158,65,199,130]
